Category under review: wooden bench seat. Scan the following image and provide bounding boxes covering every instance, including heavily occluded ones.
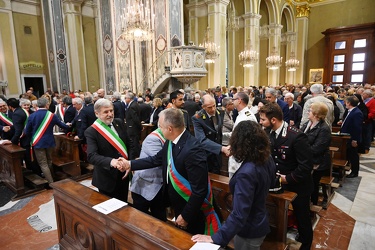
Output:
[52,157,75,167]
[52,134,82,177]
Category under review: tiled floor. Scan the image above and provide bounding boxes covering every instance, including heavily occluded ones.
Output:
[1,151,375,250]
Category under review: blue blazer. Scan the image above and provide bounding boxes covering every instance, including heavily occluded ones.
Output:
[24,109,69,148]
[80,103,96,139]
[11,107,29,147]
[277,99,290,124]
[341,107,363,142]
[211,157,275,246]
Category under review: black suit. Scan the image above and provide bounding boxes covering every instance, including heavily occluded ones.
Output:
[192,109,223,174]
[184,100,201,125]
[85,118,129,202]
[131,130,208,234]
[125,101,142,159]
[145,106,163,126]
[288,103,303,128]
[0,110,14,140]
[138,102,152,122]
[113,100,125,121]
[79,103,96,140]
[63,105,76,123]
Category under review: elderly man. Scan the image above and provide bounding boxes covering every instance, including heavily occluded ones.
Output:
[97,88,105,99]
[121,108,221,235]
[221,97,234,146]
[222,92,257,178]
[84,98,129,201]
[284,92,302,128]
[265,88,290,124]
[112,91,125,121]
[124,91,142,159]
[0,99,14,140]
[192,95,230,174]
[300,83,334,130]
[25,97,70,185]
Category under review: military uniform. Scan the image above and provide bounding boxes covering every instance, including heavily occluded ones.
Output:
[192,109,223,173]
[269,122,313,250]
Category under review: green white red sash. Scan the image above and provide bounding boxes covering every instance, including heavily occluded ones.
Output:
[92,119,128,159]
[0,112,13,126]
[58,104,64,120]
[22,108,29,126]
[167,141,221,235]
[150,128,166,143]
[31,111,54,146]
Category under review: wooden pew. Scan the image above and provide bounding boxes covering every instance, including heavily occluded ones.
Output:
[0,143,46,199]
[51,179,195,250]
[52,134,82,177]
[209,173,297,249]
[330,133,350,185]
[140,123,155,143]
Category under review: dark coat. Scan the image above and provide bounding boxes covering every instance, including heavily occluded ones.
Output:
[301,120,331,171]
[341,107,363,142]
[184,100,201,125]
[289,103,302,128]
[113,100,125,121]
[138,102,152,122]
[11,108,30,147]
[145,106,163,126]
[64,105,76,123]
[85,118,129,194]
[0,110,14,140]
[277,99,290,124]
[125,101,142,136]
[131,130,208,234]
[79,103,97,140]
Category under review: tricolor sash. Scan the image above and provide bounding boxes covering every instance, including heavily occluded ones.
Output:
[58,104,65,120]
[31,111,54,146]
[92,119,128,159]
[167,141,221,235]
[0,112,13,126]
[22,108,29,126]
[150,128,166,144]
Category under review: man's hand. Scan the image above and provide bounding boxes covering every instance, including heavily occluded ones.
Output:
[175,214,188,230]
[289,120,295,126]
[3,126,10,132]
[191,234,213,243]
[221,145,231,157]
[277,173,288,184]
[115,157,131,180]
[74,135,80,140]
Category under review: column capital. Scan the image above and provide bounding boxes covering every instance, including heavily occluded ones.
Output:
[205,0,230,7]
[296,4,311,18]
[62,0,84,15]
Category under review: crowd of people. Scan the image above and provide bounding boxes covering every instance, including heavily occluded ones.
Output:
[0,81,374,249]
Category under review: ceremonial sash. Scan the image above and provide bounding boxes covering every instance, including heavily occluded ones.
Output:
[0,112,13,126]
[31,111,54,146]
[22,108,29,126]
[92,119,128,159]
[58,104,65,120]
[167,141,221,235]
[150,128,166,143]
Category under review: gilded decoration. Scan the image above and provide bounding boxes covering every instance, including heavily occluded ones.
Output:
[296,4,311,17]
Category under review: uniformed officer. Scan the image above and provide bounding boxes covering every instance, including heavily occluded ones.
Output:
[222,92,257,178]
[259,102,313,250]
[192,95,230,174]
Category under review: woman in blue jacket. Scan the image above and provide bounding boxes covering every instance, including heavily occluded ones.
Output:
[192,120,276,249]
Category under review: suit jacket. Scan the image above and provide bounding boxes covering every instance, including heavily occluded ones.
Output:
[11,107,30,147]
[0,110,14,140]
[125,101,142,136]
[269,122,313,196]
[145,106,163,126]
[138,102,152,122]
[113,100,125,121]
[184,100,201,125]
[80,103,96,139]
[341,107,363,142]
[288,103,302,128]
[276,99,290,124]
[131,130,208,234]
[130,130,164,200]
[64,105,76,123]
[24,109,69,148]
[85,118,128,193]
[72,108,83,139]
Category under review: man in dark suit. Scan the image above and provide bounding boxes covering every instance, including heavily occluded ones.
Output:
[192,95,229,174]
[79,93,97,137]
[124,91,142,159]
[112,91,125,121]
[137,97,152,123]
[265,88,290,123]
[62,95,76,124]
[85,98,129,202]
[340,95,363,178]
[0,99,14,140]
[170,90,190,131]
[284,92,302,128]
[121,108,220,235]
[259,103,313,250]
[184,93,201,126]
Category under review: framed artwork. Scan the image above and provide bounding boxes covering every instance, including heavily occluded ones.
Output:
[309,68,324,83]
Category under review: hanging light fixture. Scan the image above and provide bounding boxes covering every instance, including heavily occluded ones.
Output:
[285,52,300,71]
[266,47,283,69]
[226,0,239,32]
[121,0,153,41]
[199,27,220,64]
[239,39,258,67]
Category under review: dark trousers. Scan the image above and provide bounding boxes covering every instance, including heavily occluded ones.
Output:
[292,194,313,250]
[347,144,359,175]
[131,190,166,221]
[362,123,372,151]
[128,135,141,160]
[98,175,129,203]
[311,169,329,205]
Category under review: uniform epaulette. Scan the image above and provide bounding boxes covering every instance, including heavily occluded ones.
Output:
[245,111,252,116]
[181,109,188,114]
[195,110,206,120]
[288,126,300,133]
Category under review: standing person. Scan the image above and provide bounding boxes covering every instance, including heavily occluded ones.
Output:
[259,103,313,250]
[121,108,221,235]
[62,95,76,124]
[112,91,125,121]
[24,97,70,185]
[192,121,275,249]
[284,92,302,128]
[192,95,230,174]
[145,97,163,127]
[300,102,331,207]
[124,91,142,159]
[222,92,257,178]
[265,88,290,124]
[0,99,14,140]
[130,128,167,221]
[221,97,234,146]
[339,96,363,178]
[169,90,190,130]
[137,97,152,123]
[84,99,129,202]
[361,89,375,153]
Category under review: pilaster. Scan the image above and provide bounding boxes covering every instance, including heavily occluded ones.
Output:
[267,23,283,86]
[296,3,310,84]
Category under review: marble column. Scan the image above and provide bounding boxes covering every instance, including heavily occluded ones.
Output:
[296,4,310,85]
[267,23,283,86]
[285,32,298,84]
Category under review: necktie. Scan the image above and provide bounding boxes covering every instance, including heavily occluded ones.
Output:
[270,130,277,146]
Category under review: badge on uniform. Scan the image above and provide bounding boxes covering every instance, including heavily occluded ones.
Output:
[281,154,286,160]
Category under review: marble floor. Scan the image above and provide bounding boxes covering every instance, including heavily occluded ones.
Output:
[1,154,375,250]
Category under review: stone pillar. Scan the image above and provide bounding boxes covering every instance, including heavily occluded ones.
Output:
[62,0,87,92]
[296,4,310,85]
[242,13,261,86]
[285,32,298,84]
[267,24,283,86]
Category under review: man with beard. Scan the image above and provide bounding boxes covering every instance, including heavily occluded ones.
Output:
[169,90,190,131]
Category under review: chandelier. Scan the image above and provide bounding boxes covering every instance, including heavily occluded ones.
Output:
[226,0,239,31]
[120,0,153,41]
[266,47,283,69]
[199,27,220,64]
[285,52,300,71]
[239,39,258,67]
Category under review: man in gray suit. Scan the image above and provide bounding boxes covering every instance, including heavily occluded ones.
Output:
[130,128,166,221]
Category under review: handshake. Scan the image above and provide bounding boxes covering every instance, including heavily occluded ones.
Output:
[110,157,131,179]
